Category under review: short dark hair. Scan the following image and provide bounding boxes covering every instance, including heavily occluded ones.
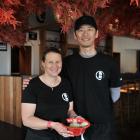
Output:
[42,47,62,62]
[74,15,97,31]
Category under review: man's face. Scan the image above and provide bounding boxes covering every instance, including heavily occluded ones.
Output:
[74,25,98,48]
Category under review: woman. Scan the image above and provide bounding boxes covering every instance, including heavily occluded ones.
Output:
[21,47,78,140]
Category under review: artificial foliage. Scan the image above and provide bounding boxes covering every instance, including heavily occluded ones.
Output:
[0,0,139,46]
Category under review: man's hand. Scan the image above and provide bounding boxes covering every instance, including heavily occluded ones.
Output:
[22,77,32,90]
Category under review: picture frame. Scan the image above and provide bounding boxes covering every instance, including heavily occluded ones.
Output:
[28,31,38,40]
[0,42,7,51]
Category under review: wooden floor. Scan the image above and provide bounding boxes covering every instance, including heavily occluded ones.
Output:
[0,121,140,140]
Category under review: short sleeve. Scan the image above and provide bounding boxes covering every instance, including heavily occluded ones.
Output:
[63,78,73,102]
[22,80,37,103]
[109,60,122,87]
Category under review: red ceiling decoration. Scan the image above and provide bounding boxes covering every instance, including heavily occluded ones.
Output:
[0,0,140,46]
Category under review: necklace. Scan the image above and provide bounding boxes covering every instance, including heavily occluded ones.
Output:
[40,75,61,88]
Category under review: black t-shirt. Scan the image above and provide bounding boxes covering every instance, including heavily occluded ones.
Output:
[62,53,121,124]
[22,76,72,136]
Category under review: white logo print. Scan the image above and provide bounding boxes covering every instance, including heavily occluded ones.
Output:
[95,71,104,80]
[62,93,69,102]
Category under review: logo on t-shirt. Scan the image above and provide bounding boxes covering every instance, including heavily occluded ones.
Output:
[95,71,105,80]
[62,93,69,102]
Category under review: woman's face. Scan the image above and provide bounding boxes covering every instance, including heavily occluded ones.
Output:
[42,52,62,77]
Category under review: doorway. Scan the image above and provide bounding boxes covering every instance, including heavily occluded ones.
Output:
[11,46,31,75]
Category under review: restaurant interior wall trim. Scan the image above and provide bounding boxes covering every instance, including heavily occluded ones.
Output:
[0,76,22,127]
[25,31,40,75]
[113,36,140,73]
[121,50,136,73]
[0,44,11,75]
[25,30,40,75]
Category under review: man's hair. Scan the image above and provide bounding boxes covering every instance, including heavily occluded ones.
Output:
[74,15,98,31]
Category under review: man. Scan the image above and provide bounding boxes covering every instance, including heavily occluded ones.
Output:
[62,15,121,140]
[23,15,121,140]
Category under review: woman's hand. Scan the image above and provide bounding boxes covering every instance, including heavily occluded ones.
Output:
[51,122,74,137]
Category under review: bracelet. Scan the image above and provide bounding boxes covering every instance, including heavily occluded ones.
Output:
[47,121,52,128]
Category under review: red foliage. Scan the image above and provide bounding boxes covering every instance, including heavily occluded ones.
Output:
[96,0,140,40]
[52,1,81,32]
[25,0,46,14]
[0,26,26,46]
[3,0,21,6]
[92,0,110,13]
[0,0,47,46]
[52,0,110,32]
[0,8,20,29]
[53,0,140,41]
[0,0,140,46]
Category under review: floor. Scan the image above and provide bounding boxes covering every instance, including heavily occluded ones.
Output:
[118,125,140,140]
[0,121,25,140]
[0,121,140,140]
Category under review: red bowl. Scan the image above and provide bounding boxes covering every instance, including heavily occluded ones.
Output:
[66,118,90,136]
[67,126,87,136]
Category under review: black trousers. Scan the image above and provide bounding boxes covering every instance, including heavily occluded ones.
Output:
[25,129,71,140]
[71,122,118,140]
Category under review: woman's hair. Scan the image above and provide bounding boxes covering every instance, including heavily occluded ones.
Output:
[42,47,62,62]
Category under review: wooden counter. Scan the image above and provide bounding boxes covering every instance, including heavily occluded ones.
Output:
[0,76,22,127]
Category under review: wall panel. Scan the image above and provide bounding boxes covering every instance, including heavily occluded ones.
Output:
[0,76,22,127]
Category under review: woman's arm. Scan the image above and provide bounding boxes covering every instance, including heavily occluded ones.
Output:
[21,103,49,130]
[22,103,73,137]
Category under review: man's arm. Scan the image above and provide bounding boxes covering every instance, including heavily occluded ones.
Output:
[22,77,32,90]
[110,87,120,103]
